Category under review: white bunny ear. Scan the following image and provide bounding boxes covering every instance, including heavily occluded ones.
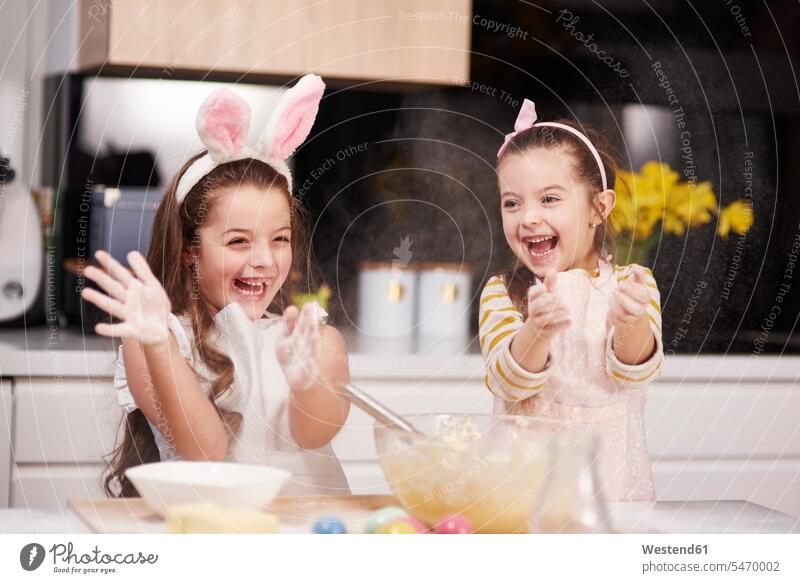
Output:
[258,74,325,161]
[196,88,251,161]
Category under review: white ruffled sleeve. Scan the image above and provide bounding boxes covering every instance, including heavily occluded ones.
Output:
[112,344,138,413]
[111,313,193,413]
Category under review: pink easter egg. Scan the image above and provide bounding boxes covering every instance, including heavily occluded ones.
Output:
[434,514,473,534]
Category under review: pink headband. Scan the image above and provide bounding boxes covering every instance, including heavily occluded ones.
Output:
[176,73,325,204]
[497,99,608,191]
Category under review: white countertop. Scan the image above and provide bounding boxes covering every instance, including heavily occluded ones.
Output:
[0,326,798,382]
[604,500,800,534]
[0,326,489,380]
[0,500,797,534]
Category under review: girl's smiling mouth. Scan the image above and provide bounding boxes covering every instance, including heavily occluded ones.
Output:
[231,277,273,301]
[523,234,559,259]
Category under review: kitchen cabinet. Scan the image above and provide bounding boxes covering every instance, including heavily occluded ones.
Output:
[78,0,472,86]
[5,374,493,508]
[12,464,107,509]
[0,380,11,507]
[13,378,121,463]
[9,378,120,509]
[10,372,798,517]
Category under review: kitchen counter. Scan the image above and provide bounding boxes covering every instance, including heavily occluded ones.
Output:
[0,326,487,380]
[0,499,798,534]
[1,326,798,381]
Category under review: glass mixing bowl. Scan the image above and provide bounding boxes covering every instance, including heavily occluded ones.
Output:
[374,413,606,534]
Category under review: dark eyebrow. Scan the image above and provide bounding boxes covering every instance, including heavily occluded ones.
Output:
[223,226,292,236]
[501,184,566,198]
[538,184,566,194]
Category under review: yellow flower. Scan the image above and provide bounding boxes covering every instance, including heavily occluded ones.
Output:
[640,161,680,192]
[611,161,753,247]
[662,212,686,236]
[611,171,636,234]
[669,180,718,227]
[718,200,754,238]
[612,168,666,240]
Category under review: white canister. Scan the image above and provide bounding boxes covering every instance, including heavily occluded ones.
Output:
[416,263,472,353]
[357,262,418,353]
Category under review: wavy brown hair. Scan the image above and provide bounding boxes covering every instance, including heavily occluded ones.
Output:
[496,120,620,316]
[103,154,311,497]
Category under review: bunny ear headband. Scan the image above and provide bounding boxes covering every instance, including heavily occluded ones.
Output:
[175,73,325,204]
[497,98,608,191]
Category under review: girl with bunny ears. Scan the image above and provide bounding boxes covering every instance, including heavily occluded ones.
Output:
[83,74,352,497]
[481,99,664,501]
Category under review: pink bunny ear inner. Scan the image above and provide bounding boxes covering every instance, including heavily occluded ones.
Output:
[196,88,251,160]
[261,74,325,161]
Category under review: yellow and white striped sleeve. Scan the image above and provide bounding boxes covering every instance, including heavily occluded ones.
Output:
[479,276,552,401]
[606,265,664,388]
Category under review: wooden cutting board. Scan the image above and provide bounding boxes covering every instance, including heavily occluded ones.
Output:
[69,495,399,534]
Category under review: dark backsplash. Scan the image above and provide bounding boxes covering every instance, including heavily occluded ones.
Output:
[294,0,800,353]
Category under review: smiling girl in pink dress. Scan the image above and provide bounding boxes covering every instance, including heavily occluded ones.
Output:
[480,100,663,501]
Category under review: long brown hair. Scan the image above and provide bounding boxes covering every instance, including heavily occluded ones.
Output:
[496,120,619,316]
[103,154,311,497]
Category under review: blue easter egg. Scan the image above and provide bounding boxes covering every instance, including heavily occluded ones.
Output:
[312,517,347,534]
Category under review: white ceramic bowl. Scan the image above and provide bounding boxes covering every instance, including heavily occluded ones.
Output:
[125,461,291,516]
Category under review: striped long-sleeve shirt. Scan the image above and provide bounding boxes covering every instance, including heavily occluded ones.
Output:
[479,265,664,402]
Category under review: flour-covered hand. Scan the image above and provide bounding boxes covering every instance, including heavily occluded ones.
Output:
[608,264,651,330]
[525,268,571,340]
[80,250,171,344]
[276,303,321,392]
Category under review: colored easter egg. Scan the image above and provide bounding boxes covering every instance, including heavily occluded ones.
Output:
[312,517,347,534]
[378,519,419,534]
[402,516,429,533]
[364,506,407,534]
[434,514,473,534]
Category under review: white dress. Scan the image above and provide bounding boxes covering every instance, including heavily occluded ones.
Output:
[113,302,351,496]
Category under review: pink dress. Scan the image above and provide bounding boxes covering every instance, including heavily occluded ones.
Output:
[480,260,663,501]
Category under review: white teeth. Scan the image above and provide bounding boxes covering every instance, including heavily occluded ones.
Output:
[523,235,557,258]
[233,278,271,297]
[524,235,555,243]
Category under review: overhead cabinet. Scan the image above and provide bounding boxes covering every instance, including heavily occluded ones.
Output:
[79,0,472,85]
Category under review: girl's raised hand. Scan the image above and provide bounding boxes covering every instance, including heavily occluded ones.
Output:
[276,303,321,392]
[526,268,571,340]
[608,264,651,329]
[80,250,171,344]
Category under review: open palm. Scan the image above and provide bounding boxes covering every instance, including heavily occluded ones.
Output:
[608,264,650,330]
[276,303,321,391]
[80,250,171,344]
